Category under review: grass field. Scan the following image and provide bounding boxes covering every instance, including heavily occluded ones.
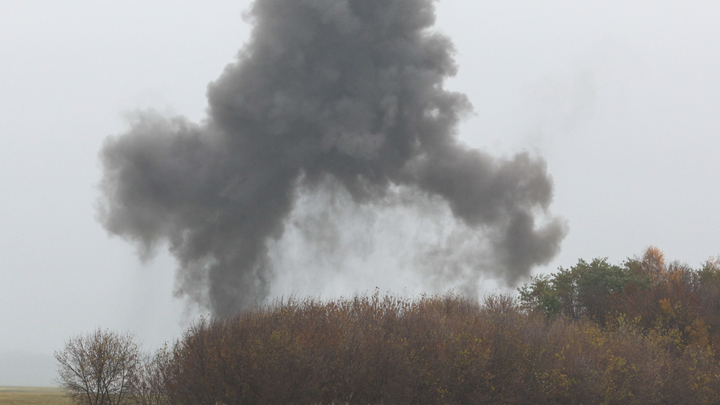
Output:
[0,386,71,405]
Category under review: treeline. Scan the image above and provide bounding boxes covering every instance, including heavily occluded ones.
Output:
[520,247,720,347]
[58,248,720,404]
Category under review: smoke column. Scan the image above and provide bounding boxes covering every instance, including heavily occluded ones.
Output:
[99,0,566,317]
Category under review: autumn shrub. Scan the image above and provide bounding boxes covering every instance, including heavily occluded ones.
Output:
[149,281,720,405]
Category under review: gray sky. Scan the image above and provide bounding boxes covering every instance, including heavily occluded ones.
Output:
[2,0,720,386]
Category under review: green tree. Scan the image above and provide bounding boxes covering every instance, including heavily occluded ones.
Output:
[519,257,640,324]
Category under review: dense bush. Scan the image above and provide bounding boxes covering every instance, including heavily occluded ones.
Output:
[156,250,720,405]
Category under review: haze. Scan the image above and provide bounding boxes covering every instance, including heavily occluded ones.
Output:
[2,0,719,386]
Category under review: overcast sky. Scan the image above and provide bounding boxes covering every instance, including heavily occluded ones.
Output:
[2,0,720,386]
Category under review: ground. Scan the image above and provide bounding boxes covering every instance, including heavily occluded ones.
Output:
[0,386,71,405]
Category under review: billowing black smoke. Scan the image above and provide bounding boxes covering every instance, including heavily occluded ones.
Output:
[99,0,566,317]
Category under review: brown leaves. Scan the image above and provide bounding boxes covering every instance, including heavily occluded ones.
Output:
[150,290,720,404]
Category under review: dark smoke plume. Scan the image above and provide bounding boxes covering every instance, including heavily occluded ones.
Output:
[99,0,566,317]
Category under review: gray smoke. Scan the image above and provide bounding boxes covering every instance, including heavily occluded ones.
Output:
[99,0,566,317]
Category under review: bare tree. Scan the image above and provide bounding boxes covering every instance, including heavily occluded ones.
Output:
[55,329,140,405]
[131,345,172,405]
